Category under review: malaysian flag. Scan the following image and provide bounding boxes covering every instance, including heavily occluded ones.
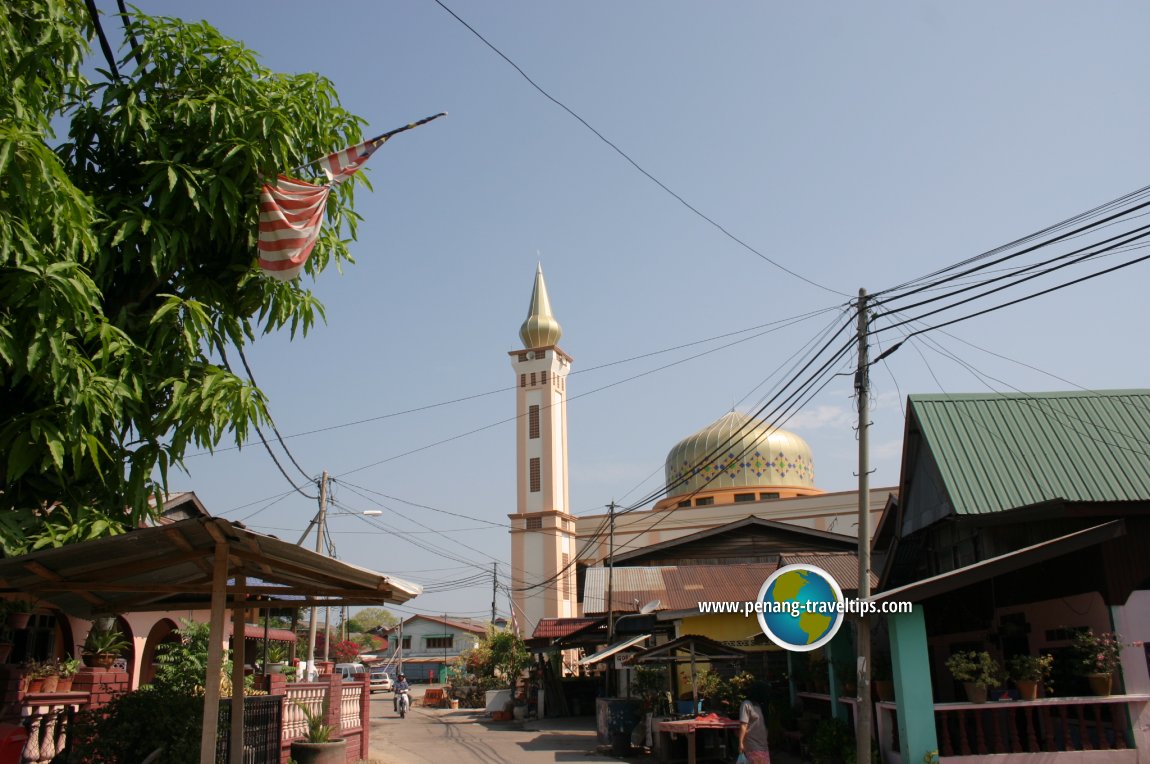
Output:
[257,114,445,281]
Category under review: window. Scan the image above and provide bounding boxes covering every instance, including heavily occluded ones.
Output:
[529,458,541,492]
[526,517,542,530]
[541,370,549,384]
[563,553,572,601]
[760,492,780,500]
[401,636,411,650]
[528,405,540,439]
[534,350,546,360]
[520,374,526,388]
[695,497,714,506]
[734,493,756,503]
[677,500,691,508]
[426,636,454,650]
[530,372,537,386]
[518,352,528,362]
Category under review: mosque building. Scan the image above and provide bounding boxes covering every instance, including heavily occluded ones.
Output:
[508,266,888,634]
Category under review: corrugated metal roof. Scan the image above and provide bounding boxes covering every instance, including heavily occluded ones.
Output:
[777,552,874,591]
[910,390,1150,516]
[532,617,602,640]
[583,563,777,615]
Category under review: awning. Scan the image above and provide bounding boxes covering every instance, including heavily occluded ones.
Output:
[871,519,1126,604]
[578,634,651,666]
[397,655,461,664]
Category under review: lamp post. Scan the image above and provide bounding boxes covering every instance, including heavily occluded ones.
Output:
[611,600,660,699]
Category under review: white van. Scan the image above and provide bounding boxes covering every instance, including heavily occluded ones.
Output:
[335,663,367,682]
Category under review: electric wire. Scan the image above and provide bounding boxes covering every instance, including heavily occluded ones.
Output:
[429,0,848,298]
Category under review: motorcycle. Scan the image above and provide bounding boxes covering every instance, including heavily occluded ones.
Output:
[397,688,411,718]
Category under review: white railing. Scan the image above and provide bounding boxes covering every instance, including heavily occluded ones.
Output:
[20,702,82,764]
[341,683,363,731]
[283,683,327,742]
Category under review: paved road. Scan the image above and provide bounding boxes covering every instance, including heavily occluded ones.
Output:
[366,686,623,764]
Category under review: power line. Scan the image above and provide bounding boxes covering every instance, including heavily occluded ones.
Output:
[429,0,848,298]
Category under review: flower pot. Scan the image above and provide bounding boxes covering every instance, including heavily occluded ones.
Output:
[56,676,73,693]
[289,739,346,764]
[0,643,12,664]
[26,678,43,694]
[963,682,988,704]
[874,680,895,702]
[1016,679,1039,700]
[1087,672,1112,696]
[7,613,31,631]
[40,675,59,693]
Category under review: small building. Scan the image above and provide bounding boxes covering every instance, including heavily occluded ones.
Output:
[386,615,487,683]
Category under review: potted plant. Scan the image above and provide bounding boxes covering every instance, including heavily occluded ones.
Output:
[56,657,80,692]
[22,660,46,693]
[262,641,289,673]
[290,700,345,764]
[83,624,130,668]
[945,650,1003,704]
[1073,629,1122,695]
[1007,654,1053,700]
[4,599,35,630]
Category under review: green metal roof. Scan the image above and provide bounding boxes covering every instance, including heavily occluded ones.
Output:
[908,390,1150,516]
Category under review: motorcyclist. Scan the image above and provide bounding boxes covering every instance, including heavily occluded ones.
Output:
[393,672,411,714]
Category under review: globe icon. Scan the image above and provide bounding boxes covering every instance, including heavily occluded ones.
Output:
[756,564,844,651]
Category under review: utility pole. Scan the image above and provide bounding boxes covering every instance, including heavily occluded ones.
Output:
[305,471,329,680]
[491,563,498,626]
[443,611,449,685]
[397,619,404,677]
[606,500,617,697]
[855,289,873,764]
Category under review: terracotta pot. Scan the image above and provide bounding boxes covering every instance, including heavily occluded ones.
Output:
[7,613,31,631]
[40,675,59,693]
[874,680,895,702]
[289,739,346,764]
[26,678,43,694]
[0,643,12,664]
[1087,672,1112,696]
[1016,679,1039,700]
[963,682,988,704]
[56,676,73,693]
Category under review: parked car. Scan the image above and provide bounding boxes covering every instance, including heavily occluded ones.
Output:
[335,663,367,682]
[369,668,393,693]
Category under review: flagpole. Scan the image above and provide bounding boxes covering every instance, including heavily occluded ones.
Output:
[286,112,447,176]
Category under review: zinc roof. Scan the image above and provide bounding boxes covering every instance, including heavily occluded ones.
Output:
[908,390,1150,517]
[582,563,778,615]
[777,552,874,592]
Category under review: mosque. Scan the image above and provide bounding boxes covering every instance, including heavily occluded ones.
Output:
[508,266,888,634]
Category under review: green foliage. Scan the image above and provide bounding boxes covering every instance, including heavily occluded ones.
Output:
[69,685,204,764]
[811,717,855,764]
[1073,629,1123,674]
[1007,654,1054,681]
[352,607,398,632]
[83,624,130,656]
[945,650,1003,689]
[1,2,370,553]
[295,699,335,743]
[153,619,214,693]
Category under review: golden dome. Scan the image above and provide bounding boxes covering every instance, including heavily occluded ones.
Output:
[664,411,817,497]
[519,264,563,349]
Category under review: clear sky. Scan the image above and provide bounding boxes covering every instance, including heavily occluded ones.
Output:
[101,1,1150,623]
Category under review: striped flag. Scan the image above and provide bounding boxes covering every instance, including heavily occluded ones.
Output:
[257,113,446,281]
[257,138,385,281]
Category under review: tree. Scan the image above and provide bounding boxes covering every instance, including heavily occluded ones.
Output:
[1,3,369,553]
[352,607,399,632]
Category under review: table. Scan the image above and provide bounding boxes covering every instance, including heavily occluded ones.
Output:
[654,715,743,764]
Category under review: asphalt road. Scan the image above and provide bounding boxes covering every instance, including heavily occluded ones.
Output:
[366,686,624,764]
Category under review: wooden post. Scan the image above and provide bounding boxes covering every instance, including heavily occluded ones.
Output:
[230,575,246,764]
[200,541,230,764]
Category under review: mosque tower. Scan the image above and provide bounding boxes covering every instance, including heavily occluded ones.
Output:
[509,265,576,633]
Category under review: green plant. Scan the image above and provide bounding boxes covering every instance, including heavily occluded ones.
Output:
[631,666,670,714]
[57,657,80,678]
[84,625,130,656]
[1073,630,1122,674]
[68,686,204,763]
[1008,654,1054,682]
[295,700,335,743]
[945,651,1003,689]
[811,717,854,764]
[264,641,289,663]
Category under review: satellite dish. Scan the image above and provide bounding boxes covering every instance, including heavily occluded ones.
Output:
[638,599,661,615]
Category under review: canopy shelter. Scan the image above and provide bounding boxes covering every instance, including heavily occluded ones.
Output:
[577,633,652,666]
[0,516,422,764]
[627,634,747,710]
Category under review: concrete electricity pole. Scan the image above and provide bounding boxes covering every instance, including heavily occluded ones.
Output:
[305,471,329,679]
[856,290,873,764]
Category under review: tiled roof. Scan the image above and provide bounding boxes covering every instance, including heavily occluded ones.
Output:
[908,390,1150,517]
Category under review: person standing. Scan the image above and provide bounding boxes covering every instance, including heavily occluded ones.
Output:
[737,681,771,764]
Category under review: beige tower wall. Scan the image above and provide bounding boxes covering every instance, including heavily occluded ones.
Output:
[509,346,576,634]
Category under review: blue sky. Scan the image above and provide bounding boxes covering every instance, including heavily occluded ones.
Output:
[107,1,1150,622]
